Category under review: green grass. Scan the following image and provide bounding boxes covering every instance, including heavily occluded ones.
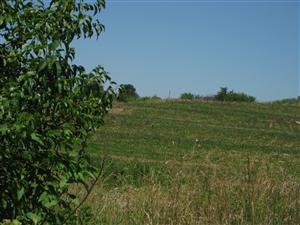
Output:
[80,99,300,225]
[90,100,299,172]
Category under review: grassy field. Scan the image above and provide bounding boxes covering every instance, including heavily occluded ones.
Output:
[79,99,300,225]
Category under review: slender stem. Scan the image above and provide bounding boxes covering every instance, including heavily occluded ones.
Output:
[60,156,106,225]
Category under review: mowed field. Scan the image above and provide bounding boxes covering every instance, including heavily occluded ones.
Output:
[83,99,300,225]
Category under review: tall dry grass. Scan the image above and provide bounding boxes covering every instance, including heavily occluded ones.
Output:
[73,153,300,225]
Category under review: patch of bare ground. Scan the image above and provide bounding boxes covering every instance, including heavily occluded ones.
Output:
[110,103,132,114]
[110,107,124,114]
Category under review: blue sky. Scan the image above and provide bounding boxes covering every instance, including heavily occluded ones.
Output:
[74,0,299,101]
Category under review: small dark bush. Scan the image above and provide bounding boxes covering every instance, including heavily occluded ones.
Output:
[140,96,151,101]
[180,92,195,100]
[215,87,229,101]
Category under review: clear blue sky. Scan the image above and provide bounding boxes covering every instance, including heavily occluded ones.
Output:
[74,0,299,101]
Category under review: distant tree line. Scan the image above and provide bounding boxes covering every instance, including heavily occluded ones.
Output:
[114,84,256,103]
[180,87,256,102]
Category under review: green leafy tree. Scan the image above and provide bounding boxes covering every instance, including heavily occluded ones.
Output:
[0,0,115,224]
[117,84,139,102]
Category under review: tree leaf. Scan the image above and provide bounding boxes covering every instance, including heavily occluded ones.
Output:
[17,187,25,200]
[55,62,61,75]
[49,40,60,51]
[31,133,44,145]
[38,60,48,72]
[26,212,41,225]
[39,192,58,209]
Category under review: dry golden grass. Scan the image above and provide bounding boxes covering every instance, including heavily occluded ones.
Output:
[73,152,300,225]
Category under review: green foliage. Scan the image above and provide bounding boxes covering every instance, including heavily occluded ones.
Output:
[117,84,139,102]
[83,80,105,98]
[0,220,22,225]
[0,0,115,224]
[215,87,256,102]
[180,92,195,100]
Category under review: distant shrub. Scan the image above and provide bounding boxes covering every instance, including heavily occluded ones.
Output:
[215,87,255,102]
[139,95,162,102]
[180,92,195,100]
[140,96,151,101]
[117,84,139,102]
[151,95,162,100]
